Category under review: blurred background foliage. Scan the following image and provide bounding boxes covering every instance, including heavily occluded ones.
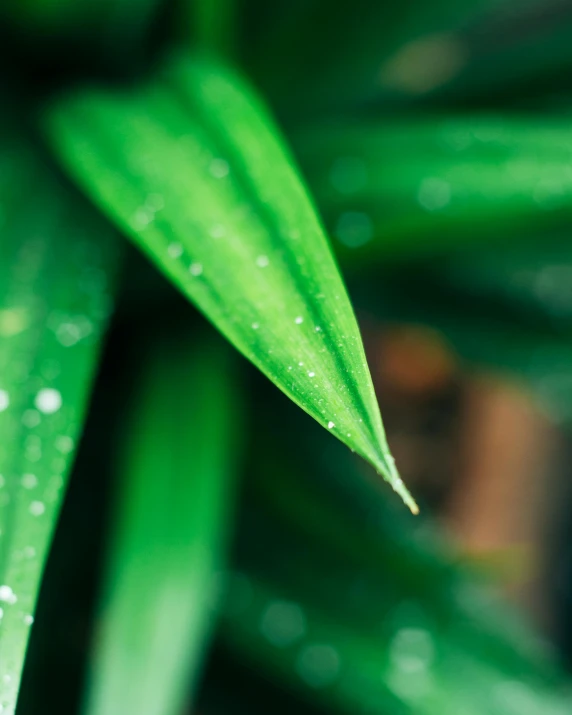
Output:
[3,0,572,714]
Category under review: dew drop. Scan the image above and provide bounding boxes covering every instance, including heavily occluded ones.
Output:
[167,242,183,258]
[0,586,17,604]
[328,421,335,429]
[29,501,45,516]
[298,362,304,366]
[308,372,315,378]
[55,322,81,347]
[130,206,154,230]
[209,224,226,238]
[189,262,203,276]
[296,644,341,688]
[23,614,34,626]
[417,177,451,211]
[21,474,38,490]
[55,435,74,454]
[260,600,306,647]
[146,193,164,211]
[35,389,62,414]
[256,255,270,268]
[295,316,304,324]
[210,158,229,178]
[22,410,41,428]
[389,628,435,673]
[0,390,9,412]
[251,322,260,330]
[335,211,373,248]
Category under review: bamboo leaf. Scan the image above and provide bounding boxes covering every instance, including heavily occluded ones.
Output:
[245,0,572,114]
[85,337,239,715]
[294,116,572,261]
[422,233,572,329]
[219,441,571,715]
[0,129,120,714]
[44,52,416,511]
[355,267,572,425]
[244,0,497,115]
[221,573,571,715]
[0,0,162,53]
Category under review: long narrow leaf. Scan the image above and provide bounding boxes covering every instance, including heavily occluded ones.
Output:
[219,443,572,715]
[84,337,239,715]
[294,116,572,261]
[44,52,416,511]
[221,572,571,715]
[355,270,572,424]
[0,129,119,714]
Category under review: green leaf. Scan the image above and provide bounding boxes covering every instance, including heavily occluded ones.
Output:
[44,52,417,512]
[221,573,571,715]
[294,116,572,262]
[0,0,161,47]
[244,0,572,115]
[219,440,571,715]
[191,0,236,57]
[0,129,120,714]
[423,232,572,331]
[84,336,239,715]
[352,270,572,424]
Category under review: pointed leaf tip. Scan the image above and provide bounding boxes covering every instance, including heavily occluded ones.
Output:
[44,51,414,508]
[377,454,419,515]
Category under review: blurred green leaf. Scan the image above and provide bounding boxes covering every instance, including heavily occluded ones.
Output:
[45,51,417,511]
[222,573,570,715]
[241,0,468,113]
[424,233,572,330]
[219,438,572,715]
[0,0,162,65]
[0,128,119,714]
[382,1,572,105]
[191,0,236,57]
[1,0,93,30]
[84,336,239,715]
[244,0,572,115]
[294,115,572,262]
[353,271,572,423]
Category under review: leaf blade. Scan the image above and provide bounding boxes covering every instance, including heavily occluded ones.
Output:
[220,440,571,715]
[293,116,572,262]
[45,52,416,511]
[0,128,120,714]
[85,337,239,715]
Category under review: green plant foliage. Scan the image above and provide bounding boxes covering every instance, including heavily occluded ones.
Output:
[294,116,572,261]
[243,0,497,114]
[352,271,572,423]
[220,439,571,715]
[244,0,572,114]
[424,233,572,330]
[45,52,417,512]
[0,0,161,50]
[1,1,572,713]
[222,576,570,715]
[84,337,238,715]
[0,129,120,714]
